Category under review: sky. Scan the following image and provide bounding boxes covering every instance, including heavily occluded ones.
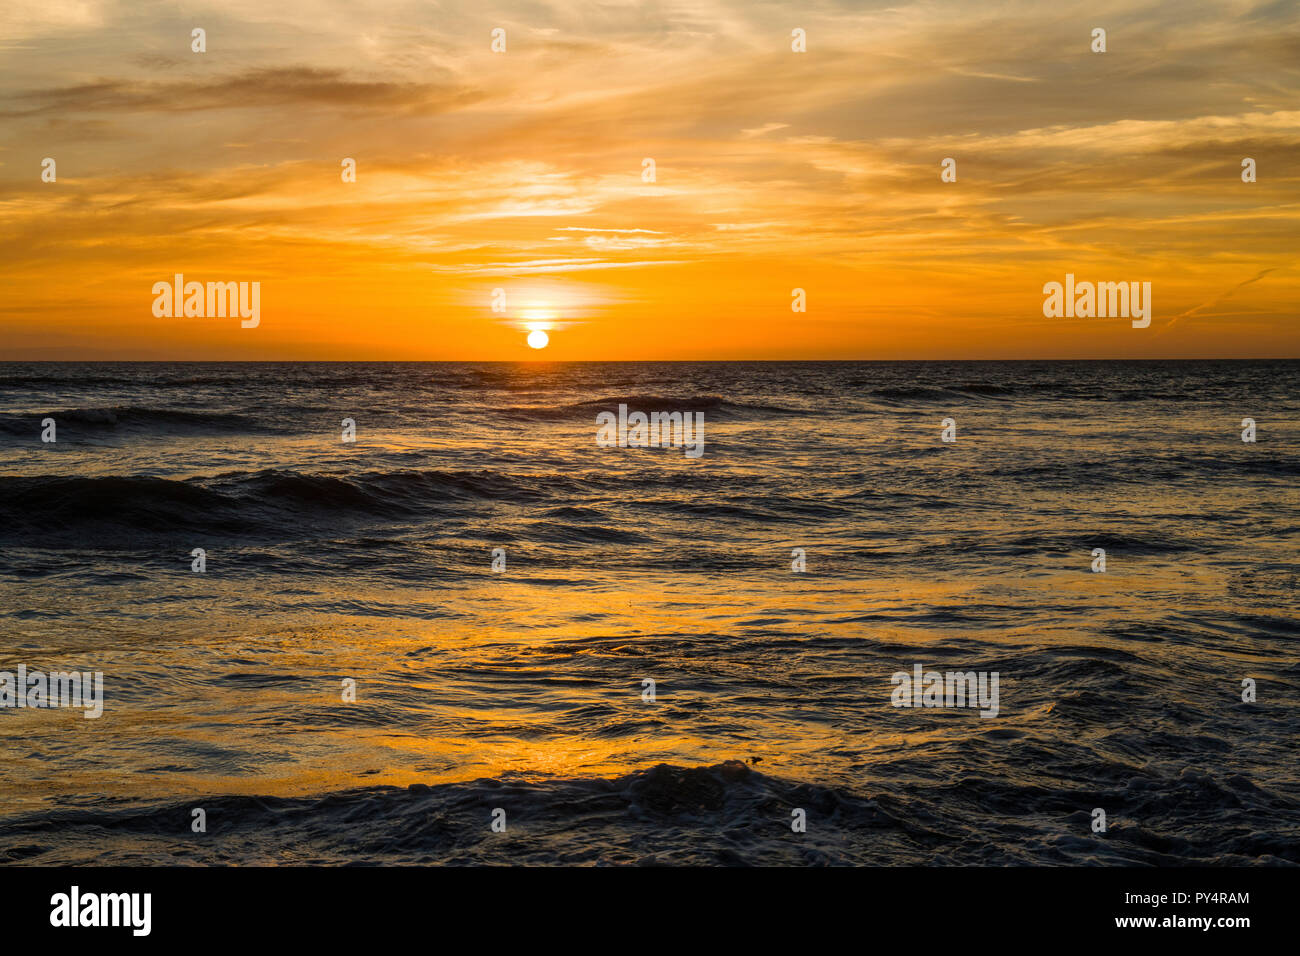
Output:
[1,0,1298,360]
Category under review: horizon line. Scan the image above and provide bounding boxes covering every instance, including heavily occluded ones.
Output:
[3,357,1299,364]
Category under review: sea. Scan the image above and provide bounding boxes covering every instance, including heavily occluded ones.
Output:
[0,360,1296,864]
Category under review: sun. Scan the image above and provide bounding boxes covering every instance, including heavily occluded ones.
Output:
[522,303,553,349]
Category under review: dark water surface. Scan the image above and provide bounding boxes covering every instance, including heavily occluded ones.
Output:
[0,361,1296,864]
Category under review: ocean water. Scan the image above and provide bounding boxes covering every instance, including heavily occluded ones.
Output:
[0,360,1296,865]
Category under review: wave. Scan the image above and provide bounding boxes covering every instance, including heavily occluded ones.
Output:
[985,452,1300,484]
[0,761,877,865]
[2,758,1293,866]
[502,394,805,421]
[2,459,877,544]
[0,468,575,540]
[863,382,1061,402]
[0,406,274,437]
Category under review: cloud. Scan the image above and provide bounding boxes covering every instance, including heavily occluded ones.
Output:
[1156,265,1292,334]
[429,258,687,275]
[740,123,790,138]
[0,67,479,118]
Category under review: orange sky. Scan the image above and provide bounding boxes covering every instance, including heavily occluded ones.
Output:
[1,0,1298,360]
